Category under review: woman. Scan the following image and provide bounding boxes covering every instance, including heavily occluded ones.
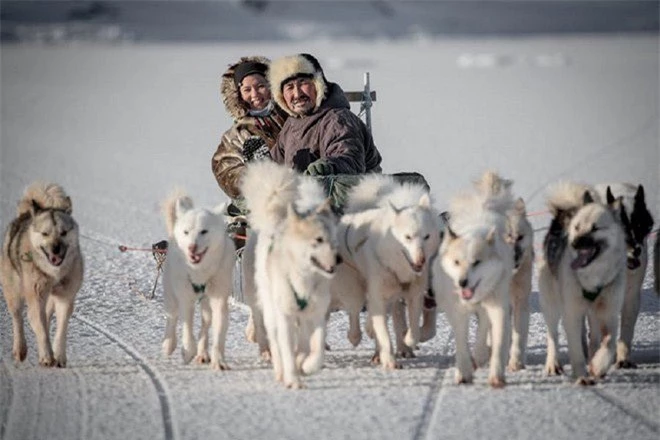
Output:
[211,56,288,218]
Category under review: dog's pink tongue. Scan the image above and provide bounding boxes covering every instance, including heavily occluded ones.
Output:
[461,288,474,300]
[190,254,202,264]
[50,255,62,266]
[571,248,594,270]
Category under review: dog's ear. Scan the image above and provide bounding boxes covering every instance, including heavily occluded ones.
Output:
[418,192,431,208]
[582,190,594,205]
[634,184,646,207]
[314,198,333,216]
[30,199,45,217]
[388,201,402,214]
[606,186,616,205]
[175,196,193,217]
[486,226,497,244]
[286,203,302,221]
[211,201,229,217]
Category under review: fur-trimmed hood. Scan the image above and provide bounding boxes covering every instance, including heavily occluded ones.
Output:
[220,55,271,120]
[268,54,328,118]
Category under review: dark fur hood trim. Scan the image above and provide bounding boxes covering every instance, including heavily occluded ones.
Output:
[220,55,271,120]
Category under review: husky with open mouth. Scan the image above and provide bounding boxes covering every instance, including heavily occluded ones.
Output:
[594,183,654,368]
[161,191,235,370]
[1,182,84,368]
[538,182,626,385]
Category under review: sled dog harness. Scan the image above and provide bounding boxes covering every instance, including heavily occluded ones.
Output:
[582,286,602,302]
[267,235,308,311]
[188,275,207,301]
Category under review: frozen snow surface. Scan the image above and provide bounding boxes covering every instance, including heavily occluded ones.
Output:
[1,2,659,440]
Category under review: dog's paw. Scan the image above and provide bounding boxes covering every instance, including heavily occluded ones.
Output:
[211,360,230,371]
[260,348,272,363]
[543,362,563,376]
[575,376,596,386]
[403,331,417,350]
[381,358,401,371]
[455,371,473,385]
[54,353,67,368]
[488,375,506,389]
[396,347,416,359]
[39,354,56,368]
[507,359,525,372]
[194,352,210,364]
[615,359,637,369]
[286,380,305,390]
[181,348,196,364]
[370,353,381,365]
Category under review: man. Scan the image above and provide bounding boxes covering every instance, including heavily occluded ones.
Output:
[268,53,382,181]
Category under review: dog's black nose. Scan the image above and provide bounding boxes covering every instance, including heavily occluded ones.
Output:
[459,278,468,288]
[52,243,62,255]
[336,254,343,265]
[633,246,641,257]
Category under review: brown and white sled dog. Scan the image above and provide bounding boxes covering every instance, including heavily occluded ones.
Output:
[538,182,626,384]
[161,191,235,369]
[432,171,514,387]
[330,174,441,369]
[1,182,83,367]
[241,161,341,389]
[594,183,654,368]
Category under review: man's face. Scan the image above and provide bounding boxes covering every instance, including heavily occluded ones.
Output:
[282,77,317,116]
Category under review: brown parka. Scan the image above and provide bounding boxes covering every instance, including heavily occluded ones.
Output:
[270,82,382,175]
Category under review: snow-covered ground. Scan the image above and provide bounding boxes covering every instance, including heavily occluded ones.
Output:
[1,2,659,440]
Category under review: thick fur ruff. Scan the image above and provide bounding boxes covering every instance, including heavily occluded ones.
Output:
[268,54,327,117]
[330,175,442,369]
[242,160,340,388]
[432,171,515,387]
[220,55,271,120]
[538,181,627,383]
[1,182,83,368]
[160,191,235,370]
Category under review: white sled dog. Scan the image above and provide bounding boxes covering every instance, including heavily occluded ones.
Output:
[538,182,626,384]
[330,174,441,369]
[241,161,341,389]
[594,183,654,368]
[161,191,235,369]
[1,182,83,367]
[432,171,514,387]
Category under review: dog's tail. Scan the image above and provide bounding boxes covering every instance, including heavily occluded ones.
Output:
[17,182,72,216]
[545,181,600,217]
[162,189,194,237]
[241,161,299,231]
[473,170,515,215]
[344,174,397,213]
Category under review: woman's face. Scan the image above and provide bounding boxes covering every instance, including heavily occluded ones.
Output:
[239,73,271,111]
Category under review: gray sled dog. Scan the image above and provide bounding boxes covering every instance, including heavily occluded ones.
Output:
[330,174,441,369]
[538,182,626,384]
[161,191,235,369]
[594,183,654,368]
[432,171,514,387]
[1,182,83,367]
[241,161,341,389]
